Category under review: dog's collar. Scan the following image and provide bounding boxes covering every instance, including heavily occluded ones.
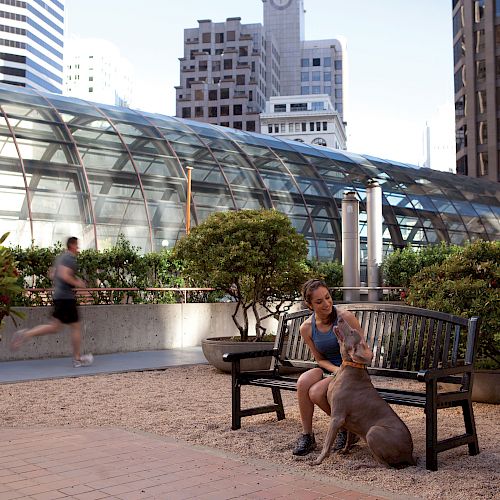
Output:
[342,361,366,369]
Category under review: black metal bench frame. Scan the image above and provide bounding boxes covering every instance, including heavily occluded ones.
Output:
[223,303,481,471]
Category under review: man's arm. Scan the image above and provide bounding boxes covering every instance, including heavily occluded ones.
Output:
[58,265,85,288]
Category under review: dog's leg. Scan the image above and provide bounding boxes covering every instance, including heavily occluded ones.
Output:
[313,417,344,465]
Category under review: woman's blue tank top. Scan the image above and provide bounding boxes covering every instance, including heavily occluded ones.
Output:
[311,309,342,366]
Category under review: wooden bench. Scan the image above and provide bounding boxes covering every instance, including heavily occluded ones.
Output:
[223,303,481,471]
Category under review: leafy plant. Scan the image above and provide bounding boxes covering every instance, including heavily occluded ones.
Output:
[0,232,24,333]
[173,209,311,341]
[307,259,343,300]
[405,240,499,369]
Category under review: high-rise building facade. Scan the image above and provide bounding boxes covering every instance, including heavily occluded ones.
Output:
[175,17,271,132]
[453,0,500,182]
[0,0,64,93]
[263,0,346,120]
[260,94,346,149]
[175,1,345,130]
[64,38,134,107]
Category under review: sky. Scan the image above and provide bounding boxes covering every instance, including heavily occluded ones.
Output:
[64,0,455,168]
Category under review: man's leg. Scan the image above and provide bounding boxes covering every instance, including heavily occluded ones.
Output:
[10,318,62,350]
[69,321,81,361]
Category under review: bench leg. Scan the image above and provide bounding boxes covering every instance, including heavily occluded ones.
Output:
[425,381,438,471]
[463,399,479,456]
[272,387,285,421]
[231,361,242,431]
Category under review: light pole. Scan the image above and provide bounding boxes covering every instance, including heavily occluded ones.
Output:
[185,166,193,235]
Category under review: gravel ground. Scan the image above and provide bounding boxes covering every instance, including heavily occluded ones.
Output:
[1,364,499,499]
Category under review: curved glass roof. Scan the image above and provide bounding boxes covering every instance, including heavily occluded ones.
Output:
[0,83,498,264]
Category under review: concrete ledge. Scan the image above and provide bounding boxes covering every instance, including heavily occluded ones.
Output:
[0,303,280,361]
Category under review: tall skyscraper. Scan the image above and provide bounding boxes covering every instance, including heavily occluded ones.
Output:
[64,38,134,107]
[263,0,346,120]
[0,0,64,93]
[453,0,500,182]
[175,0,345,130]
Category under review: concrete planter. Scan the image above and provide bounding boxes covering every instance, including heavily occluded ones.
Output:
[472,370,500,404]
[201,337,275,373]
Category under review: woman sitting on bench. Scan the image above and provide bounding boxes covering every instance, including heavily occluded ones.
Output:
[292,279,363,456]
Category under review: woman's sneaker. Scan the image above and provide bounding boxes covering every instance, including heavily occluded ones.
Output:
[292,433,316,456]
[73,353,94,368]
[332,428,348,451]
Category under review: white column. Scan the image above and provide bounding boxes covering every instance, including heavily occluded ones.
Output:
[366,180,383,302]
[342,191,360,302]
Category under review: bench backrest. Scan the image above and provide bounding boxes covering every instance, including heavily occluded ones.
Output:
[273,303,480,379]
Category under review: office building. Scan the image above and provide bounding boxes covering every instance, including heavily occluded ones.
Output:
[64,38,134,107]
[0,0,64,93]
[263,0,346,119]
[175,17,269,131]
[175,0,346,130]
[260,94,346,149]
[453,0,500,182]
[1,84,498,266]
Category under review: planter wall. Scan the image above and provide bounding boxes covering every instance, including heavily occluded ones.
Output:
[0,303,287,361]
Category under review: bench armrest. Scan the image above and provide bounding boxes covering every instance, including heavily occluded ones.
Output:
[417,364,473,382]
[223,348,279,362]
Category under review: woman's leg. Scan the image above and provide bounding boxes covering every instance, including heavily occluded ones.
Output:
[309,376,333,415]
[296,368,324,434]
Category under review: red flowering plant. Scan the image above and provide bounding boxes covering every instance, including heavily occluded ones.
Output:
[0,232,24,336]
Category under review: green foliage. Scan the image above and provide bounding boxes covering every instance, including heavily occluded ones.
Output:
[405,240,500,368]
[12,234,188,305]
[307,259,343,300]
[173,209,311,340]
[382,242,459,288]
[0,232,24,332]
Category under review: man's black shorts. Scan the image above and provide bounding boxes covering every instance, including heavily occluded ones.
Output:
[52,299,79,324]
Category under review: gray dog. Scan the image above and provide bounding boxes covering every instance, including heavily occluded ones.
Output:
[313,317,416,468]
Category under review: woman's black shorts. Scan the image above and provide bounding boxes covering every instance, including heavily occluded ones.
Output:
[52,299,79,324]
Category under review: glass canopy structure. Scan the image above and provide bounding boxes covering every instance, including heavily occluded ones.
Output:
[0,84,499,264]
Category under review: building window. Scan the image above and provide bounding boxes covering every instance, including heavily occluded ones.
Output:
[477,121,487,144]
[195,89,204,100]
[274,104,286,112]
[223,59,233,70]
[280,123,286,133]
[213,76,220,84]
[227,30,236,41]
[474,0,485,22]
[312,71,321,81]
[182,107,191,118]
[301,72,309,82]
[478,151,488,176]
[324,85,332,95]
[324,57,332,67]
[195,106,204,117]
[301,86,309,94]
[301,123,306,132]
[301,58,309,67]
[312,102,324,111]
[88,87,93,92]
[291,103,307,112]
[186,78,194,88]
[324,71,331,81]
[199,60,208,71]
[215,32,224,43]
[309,122,314,131]
[208,107,218,117]
[312,137,327,146]
[312,58,321,66]
[246,121,255,132]
[212,61,221,72]
[312,86,321,94]
[239,46,248,57]
[334,60,342,70]
[220,105,229,116]
[220,122,230,127]
[268,124,273,133]
[274,124,279,133]
[220,88,229,99]
[202,32,211,43]
[476,59,486,81]
[295,123,300,132]
[289,123,294,132]
[335,89,343,99]
[236,74,245,85]
[477,90,486,114]
[209,89,218,101]
[234,121,243,130]
[233,104,243,115]
[322,122,327,131]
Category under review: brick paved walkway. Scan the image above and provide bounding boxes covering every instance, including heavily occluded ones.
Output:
[0,427,407,500]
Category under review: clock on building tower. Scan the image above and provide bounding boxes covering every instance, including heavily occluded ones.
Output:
[270,0,292,10]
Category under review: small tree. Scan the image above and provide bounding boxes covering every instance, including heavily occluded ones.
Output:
[173,209,311,341]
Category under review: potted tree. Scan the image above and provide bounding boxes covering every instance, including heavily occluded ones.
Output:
[173,209,310,372]
[405,240,499,403]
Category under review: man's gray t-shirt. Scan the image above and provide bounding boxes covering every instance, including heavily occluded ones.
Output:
[52,251,77,300]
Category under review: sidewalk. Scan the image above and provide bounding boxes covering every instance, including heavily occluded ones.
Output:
[0,350,417,500]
